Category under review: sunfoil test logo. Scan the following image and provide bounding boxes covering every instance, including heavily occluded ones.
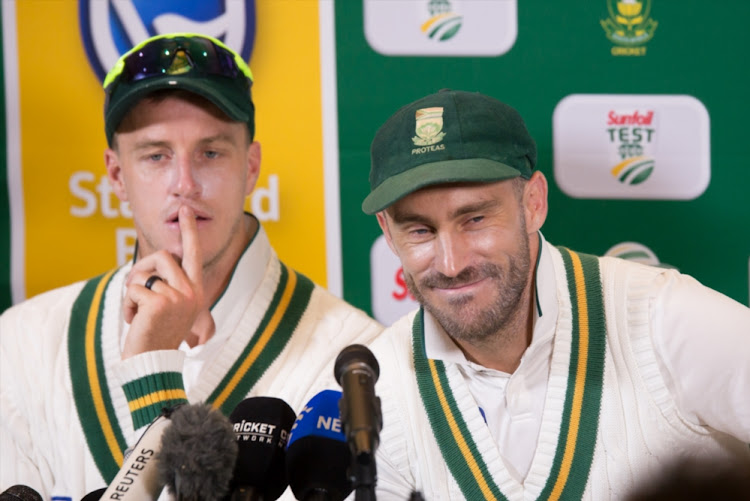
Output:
[79,0,256,82]
[600,0,657,56]
[421,0,462,42]
[607,109,656,185]
[553,94,710,200]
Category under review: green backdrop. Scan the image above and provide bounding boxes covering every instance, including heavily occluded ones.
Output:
[336,0,750,315]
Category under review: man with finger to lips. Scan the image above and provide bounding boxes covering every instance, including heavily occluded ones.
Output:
[0,33,384,500]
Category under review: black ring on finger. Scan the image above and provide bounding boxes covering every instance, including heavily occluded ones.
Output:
[144,275,163,290]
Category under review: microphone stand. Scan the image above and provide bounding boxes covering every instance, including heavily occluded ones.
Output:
[351,451,377,501]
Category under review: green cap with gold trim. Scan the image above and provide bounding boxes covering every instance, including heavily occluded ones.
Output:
[103,33,254,146]
[363,89,536,214]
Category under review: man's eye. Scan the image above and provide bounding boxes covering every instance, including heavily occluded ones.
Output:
[205,150,219,159]
[149,154,163,161]
[409,228,430,237]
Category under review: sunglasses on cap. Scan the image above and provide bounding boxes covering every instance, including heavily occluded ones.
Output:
[103,33,253,92]
[102,33,255,145]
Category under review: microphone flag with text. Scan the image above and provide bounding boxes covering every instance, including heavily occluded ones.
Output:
[285,389,353,501]
[98,408,174,500]
[99,403,238,501]
[334,344,382,501]
[226,396,297,501]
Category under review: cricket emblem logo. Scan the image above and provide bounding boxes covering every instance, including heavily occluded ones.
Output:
[600,0,658,56]
[412,107,446,146]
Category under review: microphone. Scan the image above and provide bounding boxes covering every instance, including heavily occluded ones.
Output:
[333,344,382,501]
[285,390,353,501]
[227,397,297,501]
[157,403,238,501]
[0,485,42,501]
[80,488,106,500]
[99,409,175,500]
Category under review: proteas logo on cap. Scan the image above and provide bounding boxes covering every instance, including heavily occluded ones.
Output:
[412,107,446,148]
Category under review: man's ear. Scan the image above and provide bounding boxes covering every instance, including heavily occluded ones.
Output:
[523,171,548,234]
[376,211,398,255]
[244,141,262,196]
[104,148,128,201]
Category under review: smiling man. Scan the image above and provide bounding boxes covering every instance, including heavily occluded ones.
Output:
[0,33,383,500]
[359,89,750,500]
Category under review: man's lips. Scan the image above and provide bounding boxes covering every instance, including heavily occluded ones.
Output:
[431,277,488,294]
[166,210,211,224]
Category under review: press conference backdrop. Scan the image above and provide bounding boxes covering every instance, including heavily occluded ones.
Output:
[1,1,749,323]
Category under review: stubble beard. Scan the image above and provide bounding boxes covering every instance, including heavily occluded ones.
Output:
[405,228,532,345]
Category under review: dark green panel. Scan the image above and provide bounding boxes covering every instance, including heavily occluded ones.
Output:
[337,1,750,314]
[0,5,12,313]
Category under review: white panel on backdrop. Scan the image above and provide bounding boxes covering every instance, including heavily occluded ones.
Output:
[370,235,419,326]
[553,94,710,200]
[364,0,517,56]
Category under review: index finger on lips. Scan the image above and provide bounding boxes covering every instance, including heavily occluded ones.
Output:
[179,205,203,286]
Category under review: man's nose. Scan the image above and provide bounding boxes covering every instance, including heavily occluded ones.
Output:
[173,157,200,198]
[434,232,470,278]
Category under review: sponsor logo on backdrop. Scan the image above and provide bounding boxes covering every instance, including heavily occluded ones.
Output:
[421,0,463,42]
[370,236,419,326]
[79,0,256,81]
[553,94,710,200]
[364,0,517,56]
[607,109,655,185]
[601,0,658,56]
[605,241,676,269]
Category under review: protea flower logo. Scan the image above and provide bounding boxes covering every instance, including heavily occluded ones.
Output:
[607,109,656,185]
[421,0,463,42]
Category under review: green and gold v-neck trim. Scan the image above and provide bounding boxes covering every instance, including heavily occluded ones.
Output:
[412,247,607,500]
[68,261,313,482]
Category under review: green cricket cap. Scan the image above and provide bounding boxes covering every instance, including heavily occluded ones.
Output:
[363,89,536,214]
[103,33,255,146]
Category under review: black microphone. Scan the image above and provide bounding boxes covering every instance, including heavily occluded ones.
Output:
[227,397,297,501]
[333,344,382,501]
[0,485,42,501]
[157,403,238,501]
[80,487,106,500]
[285,390,353,501]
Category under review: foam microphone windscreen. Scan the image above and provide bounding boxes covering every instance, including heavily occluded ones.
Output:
[0,485,42,501]
[285,390,353,501]
[156,403,238,501]
[228,397,297,500]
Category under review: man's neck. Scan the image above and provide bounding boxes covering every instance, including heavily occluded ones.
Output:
[452,286,535,374]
